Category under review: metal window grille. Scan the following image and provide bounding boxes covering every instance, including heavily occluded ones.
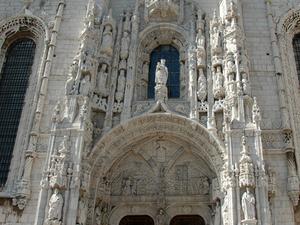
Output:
[293,34,300,84]
[0,39,36,187]
[148,45,180,99]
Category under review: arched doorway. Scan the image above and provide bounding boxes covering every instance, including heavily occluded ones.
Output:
[120,215,154,225]
[170,215,205,225]
[88,114,224,225]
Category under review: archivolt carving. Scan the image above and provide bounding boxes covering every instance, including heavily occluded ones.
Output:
[0,15,49,41]
[89,113,225,176]
[108,139,214,197]
[135,24,188,101]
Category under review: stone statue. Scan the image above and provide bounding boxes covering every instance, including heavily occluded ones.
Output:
[120,31,130,60]
[122,177,132,195]
[155,59,168,101]
[211,26,221,52]
[97,64,108,95]
[242,73,251,96]
[196,31,205,50]
[155,59,168,86]
[101,204,109,225]
[95,203,109,225]
[156,208,166,225]
[47,189,63,221]
[79,74,91,96]
[65,59,79,95]
[115,70,126,102]
[196,32,206,68]
[197,68,207,101]
[242,188,256,220]
[95,205,102,225]
[100,24,113,56]
[213,66,225,99]
[214,200,221,225]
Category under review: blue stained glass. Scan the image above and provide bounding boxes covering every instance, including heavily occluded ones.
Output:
[148,45,180,99]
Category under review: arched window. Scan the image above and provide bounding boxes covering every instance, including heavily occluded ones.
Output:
[148,45,180,99]
[0,38,36,187]
[293,34,300,84]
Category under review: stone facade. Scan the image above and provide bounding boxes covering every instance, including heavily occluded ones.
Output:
[0,0,300,225]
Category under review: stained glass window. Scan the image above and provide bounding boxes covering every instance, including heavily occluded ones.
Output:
[293,34,300,84]
[0,38,36,187]
[148,45,180,99]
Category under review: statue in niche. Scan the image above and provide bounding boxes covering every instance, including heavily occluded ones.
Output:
[97,64,108,95]
[95,203,109,225]
[240,51,250,76]
[214,200,221,225]
[101,204,110,225]
[155,59,168,86]
[196,31,205,50]
[80,50,94,76]
[100,24,113,57]
[65,59,79,95]
[79,74,91,96]
[211,25,221,53]
[213,66,225,99]
[95,204,102,225]
[242,73,251,96]
[155,59,168,101]
[196,32,206,68]
[241,188,256,220]
[156,208,167,225]
[197,68,207,101]
[120,31,130,60]
[115,70,126,102]
[47,189,63,222]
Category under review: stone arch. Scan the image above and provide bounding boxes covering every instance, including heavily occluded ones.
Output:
[277,7,300,177]
[0,14,49,191]
[89,113,224,177]
[110,205,156,225]
[135,23,189,101]
[88,113,224,225]
[167,205,210,225]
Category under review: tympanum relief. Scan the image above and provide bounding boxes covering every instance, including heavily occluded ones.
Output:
[109,139,213,197]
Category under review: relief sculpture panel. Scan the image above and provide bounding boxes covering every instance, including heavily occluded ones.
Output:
[109,139,213,197]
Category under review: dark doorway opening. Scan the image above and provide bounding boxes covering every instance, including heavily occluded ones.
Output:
[120,215,154,225]
[170,215,205,225]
